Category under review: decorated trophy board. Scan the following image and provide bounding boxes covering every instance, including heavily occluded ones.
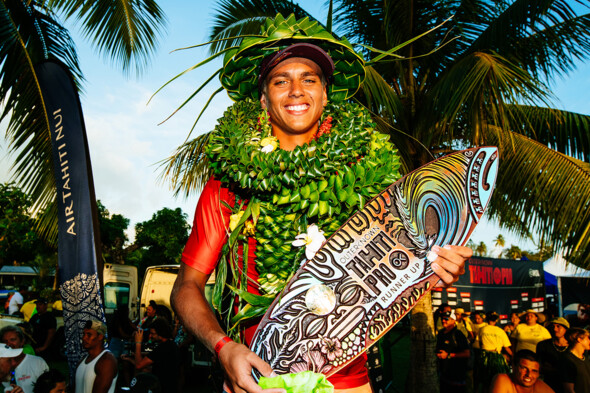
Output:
[250,146,499,377]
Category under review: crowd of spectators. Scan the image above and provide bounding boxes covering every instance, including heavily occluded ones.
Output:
[0,296,190,393]
[434,303,590,393]
[1,289,588,392]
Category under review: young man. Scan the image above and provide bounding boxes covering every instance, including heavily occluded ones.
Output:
[490,350,554,393]
[29,298,56,360]
[122,319,180,392]
[536,317,570,393]
[74,320,118,393]
[435,311,471,393]
[562,328,590,393]
[172,24,472,393]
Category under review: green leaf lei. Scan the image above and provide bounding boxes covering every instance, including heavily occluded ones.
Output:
[205,99,401,335]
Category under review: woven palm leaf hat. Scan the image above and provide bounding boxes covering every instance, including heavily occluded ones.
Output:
[220,13,366,103]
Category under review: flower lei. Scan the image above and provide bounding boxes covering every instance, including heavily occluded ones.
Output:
[205,99,401,336]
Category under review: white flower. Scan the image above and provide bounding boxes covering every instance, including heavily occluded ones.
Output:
[260,144,275,153]
[292,224,326,260]
[260,136,278,153]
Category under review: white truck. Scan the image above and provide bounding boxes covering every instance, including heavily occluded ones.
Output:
[105,263,214,367]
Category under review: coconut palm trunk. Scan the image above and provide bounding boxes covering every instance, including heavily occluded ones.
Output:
[408,295,439,393]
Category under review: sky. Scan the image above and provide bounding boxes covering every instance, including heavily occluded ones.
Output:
[2,0,589,255]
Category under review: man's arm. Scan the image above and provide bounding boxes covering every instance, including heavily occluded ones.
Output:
[93,352,118,393]
[490,374,512,393]
[171,263,284,393]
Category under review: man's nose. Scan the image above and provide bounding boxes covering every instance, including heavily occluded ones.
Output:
[289,80,304,97]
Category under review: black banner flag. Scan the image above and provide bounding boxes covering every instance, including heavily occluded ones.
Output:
[35,60,105,371]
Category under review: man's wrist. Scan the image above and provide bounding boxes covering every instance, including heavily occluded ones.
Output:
[214,336,233,358]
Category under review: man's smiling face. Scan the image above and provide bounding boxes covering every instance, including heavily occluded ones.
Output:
[514,358,540,387]
[260,57,327,147]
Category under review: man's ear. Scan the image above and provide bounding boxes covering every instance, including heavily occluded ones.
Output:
[322,86,328,106]
[260,93,268,109]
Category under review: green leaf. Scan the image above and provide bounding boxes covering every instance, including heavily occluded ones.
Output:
[229,304,268,329]
[227,285,275,306]
[212,255,227,312]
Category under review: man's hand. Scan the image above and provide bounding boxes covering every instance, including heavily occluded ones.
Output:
[430,245,472,287]
[133,328,144,342]
[218,341,285,393]
[436,350,449,360]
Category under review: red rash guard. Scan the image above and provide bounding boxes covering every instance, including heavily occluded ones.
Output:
[182,177,370,389]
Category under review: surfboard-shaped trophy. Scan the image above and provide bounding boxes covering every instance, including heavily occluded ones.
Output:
[250,146,499,377]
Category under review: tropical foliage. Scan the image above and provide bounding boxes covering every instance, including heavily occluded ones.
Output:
[0,0,167,242]
[0,182,54,266]
[162,0,590,271]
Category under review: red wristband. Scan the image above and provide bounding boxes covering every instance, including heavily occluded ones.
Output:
[214,336,232,357]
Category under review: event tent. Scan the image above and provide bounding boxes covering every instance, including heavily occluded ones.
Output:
[543,254,590,316]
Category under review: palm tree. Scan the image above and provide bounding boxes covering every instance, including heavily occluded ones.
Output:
[1,0,167,242]
[503,244,524,259]
[475,241,488,256]
[161,0,590,391]
[164,0,590,269]
[494,234,505,248]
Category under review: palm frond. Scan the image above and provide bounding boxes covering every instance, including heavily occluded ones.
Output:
[1,0,82,244]
[158,133,212,198]
[209,0,315,53]
[469,0,568,51]
[466,1,590,80]
[486,130,590,270]
[512,13,590,80]
[426,51,551,146]
[505,105,590,161]
[47,0,167,75]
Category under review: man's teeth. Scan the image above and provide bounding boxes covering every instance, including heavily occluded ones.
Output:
[286,104,308,111]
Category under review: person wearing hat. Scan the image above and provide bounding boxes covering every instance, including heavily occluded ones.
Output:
[475,311,512,391]
[28,299,56,361]
[74,320,117,393]
[435,311,470,393]
[511,310,551,353]
[536,317,570,393]
[0,327,49,393]
[171,14,473,393]
[455,308,474,341]
[0,345,25,393]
